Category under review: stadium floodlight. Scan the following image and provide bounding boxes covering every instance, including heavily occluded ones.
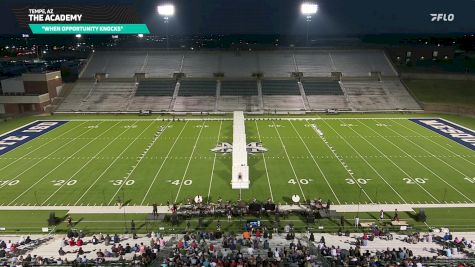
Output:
[157,4,175,49]
[157,4,175,17]
[300,2,318,46]
[301,3,318,15]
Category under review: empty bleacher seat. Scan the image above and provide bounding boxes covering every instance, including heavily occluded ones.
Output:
[178,80,216,96]
[261,80,299,95]
[220,80,257,96]
[301,80,343,95]
[135,80,176,96]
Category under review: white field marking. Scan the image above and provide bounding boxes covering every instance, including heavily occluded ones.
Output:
[382,119,473,180]
[333,119,439,202]
[107,120,165,205]
[316,119,407,204]
[6,121,118,205]
[392,119,475,168]
[308,120,373,203]
[288,120,339,204]
[271,120,306,202]
[74,121,158,205]
[174,121,206,203]
[141,121,189,204]
[55,117,415,122]
[41,121,139,205]
[0,121,105,190]
[0,122,87,172]
[254,121,274,202]
[206,121,224,202]
[360,119,473,202]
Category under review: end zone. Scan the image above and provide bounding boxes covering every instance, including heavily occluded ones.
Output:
[0,121,68,156]
[410,118,475,152]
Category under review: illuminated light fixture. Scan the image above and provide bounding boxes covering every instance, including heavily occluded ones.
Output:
[138,33,144,38]
[75,34,82,38]
[111,35,119,39]
[301,3,318,15]
[157,4,175,17]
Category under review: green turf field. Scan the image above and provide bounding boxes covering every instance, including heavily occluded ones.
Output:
[0,116,474,207]
[0,115,474,207]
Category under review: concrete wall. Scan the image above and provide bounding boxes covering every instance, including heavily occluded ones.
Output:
[0,104,4,114]
[0,77,25,93]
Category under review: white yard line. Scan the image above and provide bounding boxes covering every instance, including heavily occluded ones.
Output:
[271,121,307,202]
[107,121,164,205]
[41,121,139,205]
[307,120,373,203]
[7,121,118,205]
[338,120,438,202]
[393,119,475,168]
[206,121,224,202]
[288,120,340,204]
[382,119,473,180]
[174,121,206,203]
[317,119,407,203]
[254,121,274,202]
[360,119,473,202]
[0,122,104,190]
[141,121,189,205]
[0,122,87,172]
[74,121,157,205]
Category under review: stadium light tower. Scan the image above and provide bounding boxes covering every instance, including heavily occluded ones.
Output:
[301,2,318,46]
[157,4,175,49]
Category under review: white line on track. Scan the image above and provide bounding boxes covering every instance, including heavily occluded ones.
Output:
[336,119,439,202]
[7,121,118,205]
[254,121,274,202]
[0,122,87,172]
[74,121,157,205]
[317,119,407,204]
[359,119,472,202]
[271,121,306,202]
[107,121,165,205]
[206,121,223,202]
[289,120,339,204]
[41,121,138,205]
[309,120,373,203]
[392,119,475,168]
[141,121,189,205]
[174,121,206,203]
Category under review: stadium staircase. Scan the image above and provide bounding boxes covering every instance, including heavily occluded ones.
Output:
[297,81,310,111]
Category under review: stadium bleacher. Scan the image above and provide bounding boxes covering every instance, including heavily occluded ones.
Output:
[178,80,217,96]
[58,49,422,112]
[135,80,176,96]
[301,80,343,95]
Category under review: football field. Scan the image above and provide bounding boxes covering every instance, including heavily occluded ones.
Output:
[0,117,474,207]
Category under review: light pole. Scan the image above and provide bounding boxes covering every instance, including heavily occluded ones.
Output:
[301,3,318,47]
[157,4,175,49]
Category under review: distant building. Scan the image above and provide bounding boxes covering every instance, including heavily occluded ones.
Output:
[0,71,62,114]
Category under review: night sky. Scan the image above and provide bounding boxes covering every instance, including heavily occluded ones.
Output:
[0,0,474,35]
